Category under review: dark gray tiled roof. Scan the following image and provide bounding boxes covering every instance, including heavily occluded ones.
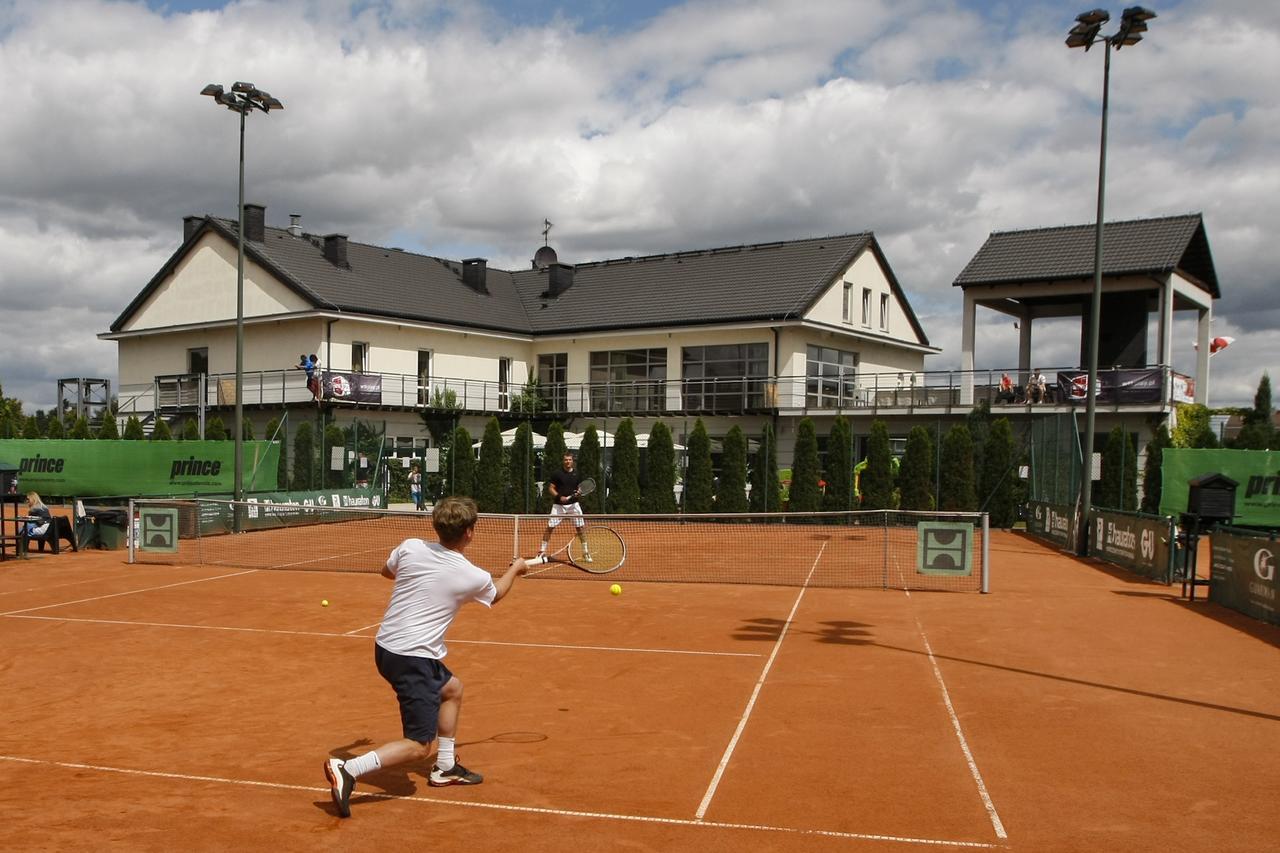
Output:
[952,214,1218,297]
[112,221,930,347]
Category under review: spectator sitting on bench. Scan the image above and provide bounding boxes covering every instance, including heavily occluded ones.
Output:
[22,491,78,553]
[996,372,1016,403]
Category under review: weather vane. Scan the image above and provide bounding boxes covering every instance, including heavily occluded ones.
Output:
[542,218,553,246]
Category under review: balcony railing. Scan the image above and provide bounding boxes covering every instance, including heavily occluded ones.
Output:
[116,364,1190,418]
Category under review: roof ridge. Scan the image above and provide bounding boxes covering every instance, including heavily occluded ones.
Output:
[572,232,873,269]
[987,212,1202,238]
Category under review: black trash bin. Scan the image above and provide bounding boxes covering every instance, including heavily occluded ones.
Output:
[82,508,130,550]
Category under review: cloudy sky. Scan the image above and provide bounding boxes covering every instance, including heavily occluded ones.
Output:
[0,0,1275,411]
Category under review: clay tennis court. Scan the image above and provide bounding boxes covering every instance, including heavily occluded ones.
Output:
[1,529,1277,852]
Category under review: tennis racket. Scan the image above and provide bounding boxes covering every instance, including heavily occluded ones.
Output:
[526,524,626,574]
[572,477,596,500]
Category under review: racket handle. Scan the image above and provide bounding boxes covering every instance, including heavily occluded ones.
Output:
[525,556,548,566]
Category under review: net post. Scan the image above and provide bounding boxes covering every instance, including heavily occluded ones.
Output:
[512,513,520,563]
[980,511,990,593]
[881,509,889,590]
[128,498,136,564]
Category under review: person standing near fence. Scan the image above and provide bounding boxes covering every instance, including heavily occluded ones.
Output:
[409,463,424,511]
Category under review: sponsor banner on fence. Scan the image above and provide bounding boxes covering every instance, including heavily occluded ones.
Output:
[323,371,382,404]
[1160,448,1280,527]
[1209,530,1279,625]
[1087,509,1173,582]
[194,488,384,535]
[0,440,279,497]
[1027,500,1077,548]
[1056,368,1164,405]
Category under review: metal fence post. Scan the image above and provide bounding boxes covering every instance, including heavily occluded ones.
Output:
[981,512,990,593]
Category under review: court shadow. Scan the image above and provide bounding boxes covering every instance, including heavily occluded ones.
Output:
[732,617,874,645]
[872,642,1280,723]
[1108,590,1280,650]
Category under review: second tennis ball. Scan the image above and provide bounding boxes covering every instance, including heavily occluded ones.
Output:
[609,584,622,596]
[321,599,329,607]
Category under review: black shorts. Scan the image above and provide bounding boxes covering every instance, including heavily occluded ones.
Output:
[374,644,454,743]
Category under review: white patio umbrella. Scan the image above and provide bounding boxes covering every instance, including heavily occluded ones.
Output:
[472,427,547,450]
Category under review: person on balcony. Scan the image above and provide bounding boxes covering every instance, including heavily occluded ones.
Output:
[296,353,322,405]
[996,372,1016,404]
[1028,369,1048,404]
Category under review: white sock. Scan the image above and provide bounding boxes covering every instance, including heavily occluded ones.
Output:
[343,750,382,779]
[436,737,456,771]
[538,542,548,555]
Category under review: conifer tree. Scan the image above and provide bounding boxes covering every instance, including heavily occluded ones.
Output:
[577,426,603,512]
[981,418,1017,526]
[609,418,642,513]
[45,417,66,439]
[506,422,537,513]
[123,415,145,440]
[70,416,93,439]
[939,424,977,511]
[242,418,255,441]
[1141,425,1170,514]
[789,418,823,512]
[22,415,43,439]
[749,422,783,512]
[716,425,750,512]
[540,422,568,513]
[97,414,120,440]
[684,419,715,513]
[823,416,854,511]
[474,418,505,511]
[1233,373,1275,450]
[643,421,678,513]
[204,416,227,441]
[447,425,475,497]
[898,426,935,510]
[292,421,316,489]
[860,420,895,510]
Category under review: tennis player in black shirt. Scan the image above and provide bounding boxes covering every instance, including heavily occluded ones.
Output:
[540,452,591,561]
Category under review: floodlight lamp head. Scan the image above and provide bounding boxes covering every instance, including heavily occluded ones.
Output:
[200,83,223,98]
[232,81,256,93]
[1066,9,1109,49]
[1122,6,1156,22]
[1076,9,1111,26]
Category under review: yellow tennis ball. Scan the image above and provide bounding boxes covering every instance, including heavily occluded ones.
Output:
[321,599,329,607]
[609,584,622,596]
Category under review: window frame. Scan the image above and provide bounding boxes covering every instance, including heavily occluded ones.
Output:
[589,348,667,412]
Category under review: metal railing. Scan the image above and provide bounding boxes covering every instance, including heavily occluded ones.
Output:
[116,364,1189,417]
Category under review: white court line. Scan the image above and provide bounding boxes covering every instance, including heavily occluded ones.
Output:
[0,614,760,659]
[0,570,258,617]
[344,620,383,635]
[0,754,999,848]
[905,591,1008,841]
[694,540,826,821]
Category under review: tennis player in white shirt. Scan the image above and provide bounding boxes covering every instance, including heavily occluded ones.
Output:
[325,496,528,818]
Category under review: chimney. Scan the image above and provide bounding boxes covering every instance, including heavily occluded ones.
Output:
[242,203,266,242]
[288,214,303,237]
[545,262,575,297]
[462,258,488,293]
[323,233,349,268]
[183,215,203,243]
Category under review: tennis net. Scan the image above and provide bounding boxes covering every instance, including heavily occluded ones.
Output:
[128,499,989,592]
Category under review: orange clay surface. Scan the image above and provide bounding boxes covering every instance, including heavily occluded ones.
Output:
[1,531,1277,853]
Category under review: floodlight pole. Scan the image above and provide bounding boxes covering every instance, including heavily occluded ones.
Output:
[1067,7,1153,555]
[200,83,282,523]
[1078,36,1111,556]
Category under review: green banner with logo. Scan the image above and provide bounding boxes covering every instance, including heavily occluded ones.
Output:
[1087,508,1174,583]
[1209,530,1279,625]
[1160,449,1280,527]
[1027,500,1077,548]
[0,440,279,497]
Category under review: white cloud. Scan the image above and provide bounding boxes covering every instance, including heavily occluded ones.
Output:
[0,0,1276,412]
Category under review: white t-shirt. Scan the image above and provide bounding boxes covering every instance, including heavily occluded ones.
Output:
[375,539,497,659]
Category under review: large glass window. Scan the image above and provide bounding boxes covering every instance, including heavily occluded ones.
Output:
[538,352,568,412]
[861,288,871,326]
[806,345,858,407]
[880,293,890,330]
[682,343,769,411]
[351,342,368,374]
[842,282,853,323]
[589,348,667,412]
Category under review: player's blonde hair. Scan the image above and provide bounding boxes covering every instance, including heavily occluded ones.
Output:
[432,496,478,545]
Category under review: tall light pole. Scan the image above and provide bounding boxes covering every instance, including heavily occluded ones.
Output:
[200,82,283,511]
[1066,7,1155,555]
